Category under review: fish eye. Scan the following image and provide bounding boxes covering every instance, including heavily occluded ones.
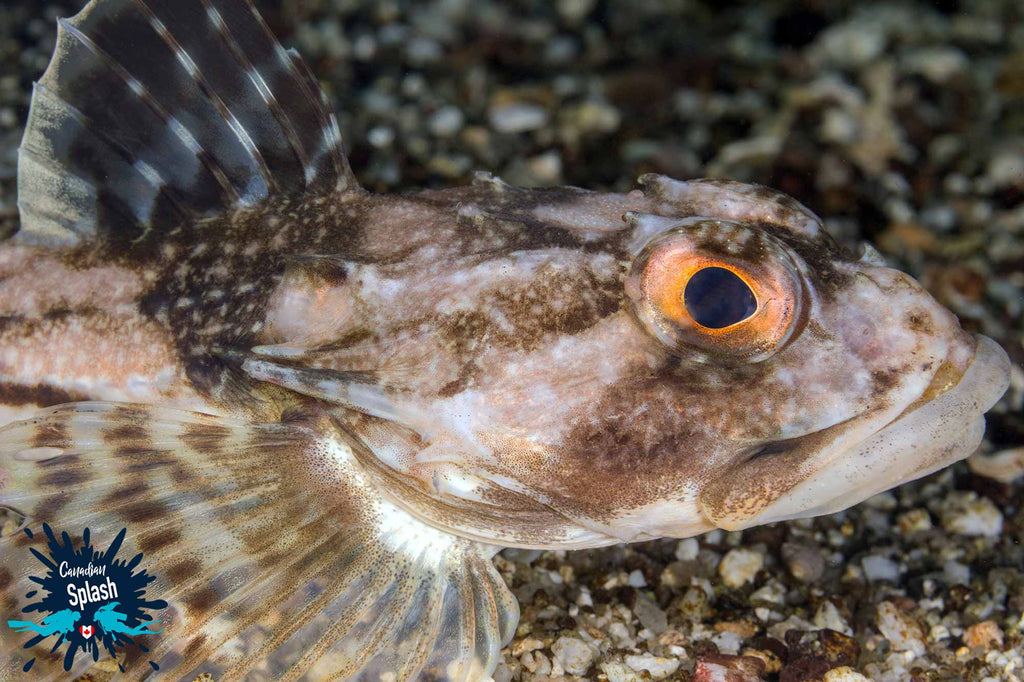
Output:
[625,219,806,362]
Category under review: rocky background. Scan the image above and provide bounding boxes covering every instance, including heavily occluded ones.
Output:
[2,0,1022,680]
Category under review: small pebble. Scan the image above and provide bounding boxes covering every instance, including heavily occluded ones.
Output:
[624,653,681,680]
[781,542,826,583]
[489,102,549,134]
[943,560,970,586]
[940,491,1004,537]
[563,99,621,135]
[693,654,766,682]
[520,649,552,675]
[876,601,926,657]
[427,106,464,138]
[405,36,442,66]
[492,661,514,682]
[903,47,970,83]
[811,20,886,68]
[823,667,871,682]
[675,537,700,561]
[366,126,395,148]
[634,592,667,634]
[556,0,596,25]
[719,547,764,588]
[861,555,900,582]
[968,447,1024,483]
[600,661,641,682]
[550,635,597,675]
[963,620,1004,650]
[986,150,1024,190]
[814,600,853,636]
[896,508,933,534]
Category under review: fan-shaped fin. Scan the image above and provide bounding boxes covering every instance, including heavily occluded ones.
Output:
[0,403,516,680]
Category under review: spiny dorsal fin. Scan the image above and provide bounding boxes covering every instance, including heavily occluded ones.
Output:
[17,0,358,247]
[0,403,516,680]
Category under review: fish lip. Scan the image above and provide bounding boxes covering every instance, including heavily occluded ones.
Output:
[776,335,1009,520]
[896,334,1009,424]
[703,334,1011,530]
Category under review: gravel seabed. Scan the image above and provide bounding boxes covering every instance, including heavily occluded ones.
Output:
[2,1,1022,680]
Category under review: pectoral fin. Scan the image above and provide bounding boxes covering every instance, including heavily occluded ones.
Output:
[0,403,516,680]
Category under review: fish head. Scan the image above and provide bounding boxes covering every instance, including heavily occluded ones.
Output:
[599,202,1009,540]
[260,177,1010,547]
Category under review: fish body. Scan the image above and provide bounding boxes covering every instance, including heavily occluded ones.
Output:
[0,0,1011,679]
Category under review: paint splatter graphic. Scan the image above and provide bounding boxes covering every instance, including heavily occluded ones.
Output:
[6,524,166,672]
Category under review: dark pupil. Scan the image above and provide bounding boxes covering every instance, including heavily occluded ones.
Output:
[683,267,757,329]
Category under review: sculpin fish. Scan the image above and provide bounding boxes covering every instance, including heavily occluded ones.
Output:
[0,0,1011,679]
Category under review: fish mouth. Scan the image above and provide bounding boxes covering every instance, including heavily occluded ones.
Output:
[701,335,1011,530]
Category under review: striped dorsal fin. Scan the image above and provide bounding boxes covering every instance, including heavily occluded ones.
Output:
[16,0,358,247]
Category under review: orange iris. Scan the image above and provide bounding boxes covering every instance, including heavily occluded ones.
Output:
[626,220,804,362]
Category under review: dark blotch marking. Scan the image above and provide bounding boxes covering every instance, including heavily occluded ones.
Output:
[286,254,349,286]
[33,494,70,520]
[0,567,12,590]
[906,310,934,334]
[871,368,901,396]
[0,383,89,408]
[184,633,208,659]
[113,445,157,460]
[37,466,91,490]
[103,423,150,444]
[183,586,220,615]
[758,224,852,301]
[169,462,200,486]
[313,327,375,353]
[121,499,170,524]
[102,481,150,507]
[111,405,150,423]
[138,527,183,554]
[30,418,72,450]
[180,422,231,452]
[166,558,203,585]
[13,530,38,547]
[119,450,179,476]
[804,319,833,342]
[437,377,469,398]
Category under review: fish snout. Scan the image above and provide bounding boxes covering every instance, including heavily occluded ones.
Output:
[698,334,1010,530]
